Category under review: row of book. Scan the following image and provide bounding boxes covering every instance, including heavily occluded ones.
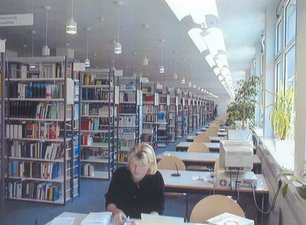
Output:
[9,161,62,179]
[82,73,111,86]
[118,103,137,114]
[8,180,61,201]
[81,117,114,131]
[81,163,95,177]
[9,141,64,160]
[8,101,71,119]
[8,62,64,79]
[9,82,61,99]
[119,92,136,102]
[81,104,113,117]
[81,88,111,101]
[119,81,136,91]
[118,116,136,127]
[6,123,60,139]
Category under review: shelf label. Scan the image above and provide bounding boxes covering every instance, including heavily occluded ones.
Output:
[0,14,33,27]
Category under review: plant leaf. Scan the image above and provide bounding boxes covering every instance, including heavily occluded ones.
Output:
[282,183,289,197]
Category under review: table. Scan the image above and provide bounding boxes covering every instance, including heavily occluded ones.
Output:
[187,132,227,142]
[45,212,208,225]
[176,141,220,152]
[200,127,227,132]
[157,151,262,173]
[159,169,269,223]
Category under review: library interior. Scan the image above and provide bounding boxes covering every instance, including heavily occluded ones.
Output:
[0,0,306,224]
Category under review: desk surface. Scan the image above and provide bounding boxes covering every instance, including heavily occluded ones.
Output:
[46,212,208,225]
[157,151,261,165]
[159,169,269,194]
[176,142,220,151]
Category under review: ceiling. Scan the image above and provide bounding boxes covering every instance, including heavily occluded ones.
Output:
[0,0,270,101]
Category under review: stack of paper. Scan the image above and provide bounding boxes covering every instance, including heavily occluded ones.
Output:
[80,212,112,225]
[207,212,254,225]
[141,213,184,225]
[51,217,75,225]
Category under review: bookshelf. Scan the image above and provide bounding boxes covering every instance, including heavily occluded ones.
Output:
[80,68,117,180]
[141,81,158,148]
[0,49,5,222]
[4,56,80,204]
[156,87,169,147]
[117,77,141,164]
[176,90,183,138]
[168,88,177,142]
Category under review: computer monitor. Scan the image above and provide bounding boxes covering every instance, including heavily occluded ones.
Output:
[219,140,253,171]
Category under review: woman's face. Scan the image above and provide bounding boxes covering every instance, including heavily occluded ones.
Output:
[130,161,150,183]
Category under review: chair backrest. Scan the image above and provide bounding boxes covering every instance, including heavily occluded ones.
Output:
[187,142,210,153]
[205,127,218,136]
[189,195,245,223]
[157,156,186,170]
[214,157,221,171]
[193,133,210,143]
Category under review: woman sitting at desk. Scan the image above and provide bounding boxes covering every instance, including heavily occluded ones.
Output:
[105,143,165,225]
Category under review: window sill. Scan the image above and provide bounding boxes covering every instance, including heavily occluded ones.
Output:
[254,128,294,170]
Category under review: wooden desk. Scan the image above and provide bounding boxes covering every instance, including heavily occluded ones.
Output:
[157,151,262,173]
[176,141,220,152]
[188,132,227,142]
[209,136,224,142]
[200,127,227,132]
[46,212,208,225]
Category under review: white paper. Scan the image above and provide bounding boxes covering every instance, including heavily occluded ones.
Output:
[51,217,75,225]
[81,212,112,225]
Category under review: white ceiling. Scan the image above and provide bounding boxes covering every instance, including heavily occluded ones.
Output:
[0,0,270,101]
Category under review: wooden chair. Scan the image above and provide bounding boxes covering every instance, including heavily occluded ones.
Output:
[157,156,188,221]
[205,127,218,136]
[187,142,210,153]
[189,195,245,223]
[187,143,210,171]
[157,156,186,170]
[193,133,210,143]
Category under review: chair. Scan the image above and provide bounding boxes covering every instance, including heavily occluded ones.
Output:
[205,127,218,136]
[214,157,221,172]
[187,143,210,171]
[189,195,245,223]
[193,133,210,143]
[187,142,210,153]
[157,156,186,170]
[157,156,188,221]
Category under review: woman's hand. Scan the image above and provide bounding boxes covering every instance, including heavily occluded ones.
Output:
[112,210,127,225]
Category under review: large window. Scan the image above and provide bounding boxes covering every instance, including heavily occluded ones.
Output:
[285,45,295,89]
[285,0,296,46]
[276,18,283,55]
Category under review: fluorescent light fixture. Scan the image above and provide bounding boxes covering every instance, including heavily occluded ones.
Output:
[188,82,191,87]
[181,78,185,84]
[213,67,220,75]
[188,28,208,53]
[205,54,216,68]
[159,65,165,74]
[114,41,122,54]
[203,27,226,55]
[164,0,189,21]
[42,6,51,56]
[66,17,77,34]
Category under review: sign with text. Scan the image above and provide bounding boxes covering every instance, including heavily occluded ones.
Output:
[0,14,33,27]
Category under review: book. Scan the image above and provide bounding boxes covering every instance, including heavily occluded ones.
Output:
[80,212,112,225]
[207,212,254,225]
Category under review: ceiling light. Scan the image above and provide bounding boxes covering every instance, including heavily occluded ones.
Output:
[66,18,77,34]
[114,41,122,54]
[114,1,123,54]
[143,55,149,66]
[159,65,165,74]
[42,6,51,56]
[66,0,77,34]
[85,27,91,68]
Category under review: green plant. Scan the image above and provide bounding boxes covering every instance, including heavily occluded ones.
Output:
[226,75,261,129]
[277,168,306,200]
[269,87,294,140]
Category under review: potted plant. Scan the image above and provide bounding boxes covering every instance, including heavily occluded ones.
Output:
[269,87,294,140]
[226,75,261,130]
[277,167,306,200]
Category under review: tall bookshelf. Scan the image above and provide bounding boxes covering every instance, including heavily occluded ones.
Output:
[156,87,169,148]
[176,90,183,138]
[117,76,141,164]
[4,56,80,204]
[0,46,5,223]
[141,81,158,148]
[168,88,177,142]
[80,68,117,180]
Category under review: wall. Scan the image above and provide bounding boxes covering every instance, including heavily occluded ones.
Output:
[255,135,306,225]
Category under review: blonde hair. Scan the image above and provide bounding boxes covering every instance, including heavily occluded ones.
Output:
[127,143,158,175]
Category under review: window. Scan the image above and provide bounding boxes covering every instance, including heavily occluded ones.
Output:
[285,45,295,89]
[285,0,296,46]
[276,17,283,55]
